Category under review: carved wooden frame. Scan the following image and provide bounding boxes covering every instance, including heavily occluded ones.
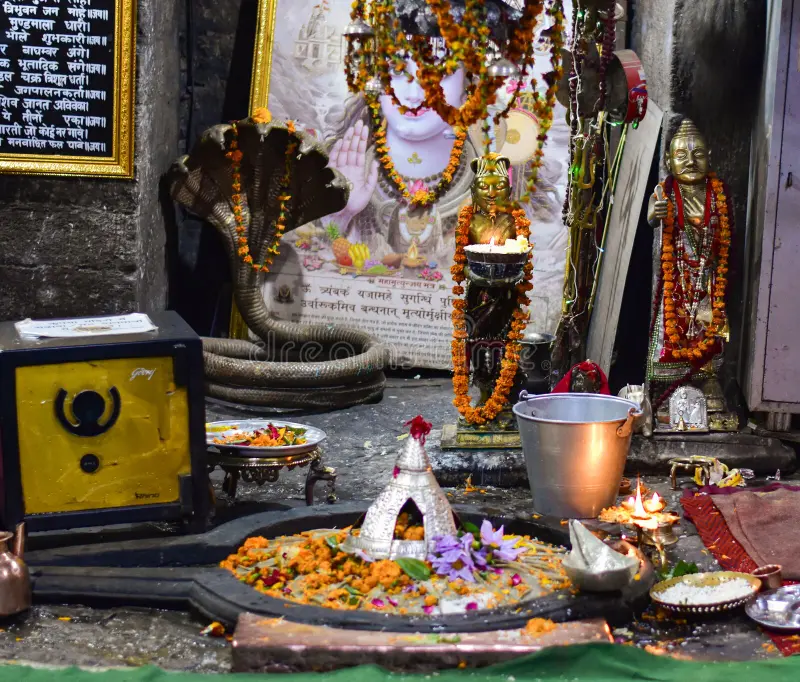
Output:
[0,0,137,178]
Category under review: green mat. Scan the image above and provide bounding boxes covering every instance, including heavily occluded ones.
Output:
[3,644,799,682]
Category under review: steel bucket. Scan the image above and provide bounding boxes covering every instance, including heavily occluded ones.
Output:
[513,392,641,518]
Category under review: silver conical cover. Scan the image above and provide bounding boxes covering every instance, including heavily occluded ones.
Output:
[341,434,457,560]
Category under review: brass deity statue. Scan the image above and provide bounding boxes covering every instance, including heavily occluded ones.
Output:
[646,119,737,432]
[459,153,529,446]
[467,155,517,247]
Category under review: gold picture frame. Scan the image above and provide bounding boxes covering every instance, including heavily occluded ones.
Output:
[228,0,278,340]
[0,0,137,178]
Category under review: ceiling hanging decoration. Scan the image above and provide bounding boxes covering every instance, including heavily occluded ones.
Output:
[343,0,562,130]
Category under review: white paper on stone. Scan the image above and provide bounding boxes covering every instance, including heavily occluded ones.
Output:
[15,313,157,339]
[566,520,639,575]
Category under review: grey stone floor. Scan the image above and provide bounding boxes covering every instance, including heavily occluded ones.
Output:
[0,377,791,671]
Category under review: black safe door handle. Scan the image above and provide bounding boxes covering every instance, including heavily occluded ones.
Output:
[55,388,121,437]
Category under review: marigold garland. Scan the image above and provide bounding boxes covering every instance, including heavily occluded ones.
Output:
[451,205,533,425]
[367,99,467,207]
[227,110,296,272]
[659,173,730,365]
[350,0,549,129]
[521,0,565,204]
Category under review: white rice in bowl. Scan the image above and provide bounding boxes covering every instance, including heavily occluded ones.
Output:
[656,577,755,606]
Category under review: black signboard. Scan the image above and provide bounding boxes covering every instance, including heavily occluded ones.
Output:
[0,0,135,177]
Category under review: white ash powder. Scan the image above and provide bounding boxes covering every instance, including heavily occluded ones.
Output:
[658,578,754,605]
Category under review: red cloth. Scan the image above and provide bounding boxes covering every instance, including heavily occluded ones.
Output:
[682,488,800,657]
[551,361,610,394]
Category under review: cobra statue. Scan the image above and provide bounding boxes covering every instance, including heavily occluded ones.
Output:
[168,116,387,409]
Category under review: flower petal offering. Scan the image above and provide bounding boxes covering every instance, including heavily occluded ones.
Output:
[206,420,326,456]
[220,516,570,616]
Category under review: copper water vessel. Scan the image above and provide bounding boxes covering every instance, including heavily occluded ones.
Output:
[0,523,31,617]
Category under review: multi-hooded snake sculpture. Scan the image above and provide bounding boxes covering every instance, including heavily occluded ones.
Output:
[168,116,387,409]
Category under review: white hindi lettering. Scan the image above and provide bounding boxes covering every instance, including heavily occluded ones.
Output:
[9,18,57,33]
[19,59,60,73]
[53,99,89,112]
[5,29,30,43]
[67,46,90,59]
[21,110,43,125]
[2,3,39,18]
[14,86,107,101]
[22,46,60,58]
[64,20,91,33]
[62,115,106,128]
[2,0,112,157]
[67,61,106,75]
[22,99,51,111]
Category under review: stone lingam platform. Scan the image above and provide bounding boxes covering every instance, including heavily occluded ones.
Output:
[23,503,653,632]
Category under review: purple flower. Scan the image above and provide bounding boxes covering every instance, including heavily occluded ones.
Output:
[423,605,435,615]
[472,547,489,571]
[511,574,522,587]
[388,597,399,607]
[371,598,385,609]
[429,534,476,582]
[392,466,400,478]
[480,520,524,563]
[466,602,478,611]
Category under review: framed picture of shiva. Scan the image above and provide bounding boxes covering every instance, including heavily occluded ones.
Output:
[242,0,572,369]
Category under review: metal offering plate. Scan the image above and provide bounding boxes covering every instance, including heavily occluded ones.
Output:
[206,420,326,458]
[650,572,761,615]
[746,585,800,632]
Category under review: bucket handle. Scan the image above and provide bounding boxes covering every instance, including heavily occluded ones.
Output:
[617,407,643,438]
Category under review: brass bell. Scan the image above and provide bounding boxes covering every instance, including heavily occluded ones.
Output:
[364,76,383,96]
[487,57,520,79]
[343,18,374,38]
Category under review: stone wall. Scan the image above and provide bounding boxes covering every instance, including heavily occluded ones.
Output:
[0,0,180,321]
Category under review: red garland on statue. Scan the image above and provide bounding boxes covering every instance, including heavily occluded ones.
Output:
[551,361,610,394]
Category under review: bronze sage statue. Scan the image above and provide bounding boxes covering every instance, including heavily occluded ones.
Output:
[646,119,737,432]
[169,111,386,408]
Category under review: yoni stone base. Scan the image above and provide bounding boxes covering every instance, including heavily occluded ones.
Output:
[231,613,612,673]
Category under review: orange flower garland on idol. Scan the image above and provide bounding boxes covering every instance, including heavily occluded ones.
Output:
[659,173,730,364]
[450,206,533,425]
[227,109,295,272]
[368,99,467,207]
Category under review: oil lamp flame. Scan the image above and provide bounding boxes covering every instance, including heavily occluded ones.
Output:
[632,482,648,519]
[406,239,419,260]
[489,236,496,247]
[644,492,664,514]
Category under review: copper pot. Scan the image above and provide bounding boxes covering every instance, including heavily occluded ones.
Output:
[0,523,31,617]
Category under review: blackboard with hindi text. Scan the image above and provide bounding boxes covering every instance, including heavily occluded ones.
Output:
[0,0,135,177]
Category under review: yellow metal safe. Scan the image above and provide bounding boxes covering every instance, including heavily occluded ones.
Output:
[0,312,209,531]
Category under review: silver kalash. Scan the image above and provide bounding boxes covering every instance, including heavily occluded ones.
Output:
[341,432,457,560]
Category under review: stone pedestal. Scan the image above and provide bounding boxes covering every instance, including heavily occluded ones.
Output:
[0,0,179,320]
